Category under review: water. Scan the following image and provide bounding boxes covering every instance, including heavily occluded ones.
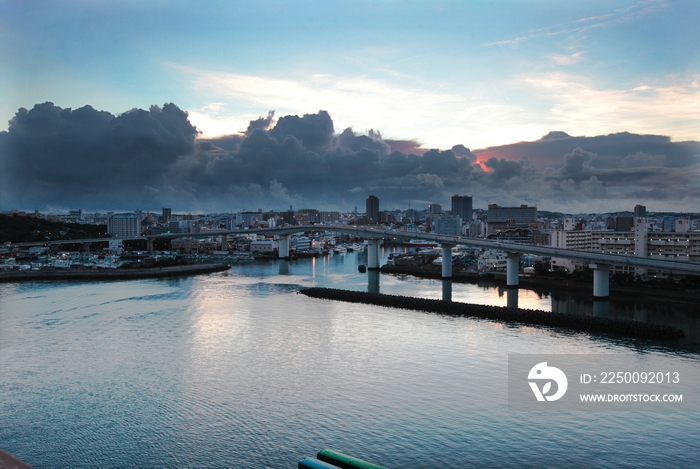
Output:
[1,250,699,468]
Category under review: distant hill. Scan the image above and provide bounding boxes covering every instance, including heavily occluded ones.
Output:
[0,214,108,244]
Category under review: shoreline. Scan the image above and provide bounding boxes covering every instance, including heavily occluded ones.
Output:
[0,263,231,282]
[299,287,685,340]
[379,264,700,305]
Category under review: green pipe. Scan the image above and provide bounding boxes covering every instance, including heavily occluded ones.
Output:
[316,448,388,469]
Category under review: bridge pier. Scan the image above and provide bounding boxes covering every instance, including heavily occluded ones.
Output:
[366,239,382,270]
[82,242,91,253]
[441,243,454,278]
[147,238,154,252]
[506,252,522,288]
[278,235,290,259]
[220,235,228,251]
[590,263,611,300]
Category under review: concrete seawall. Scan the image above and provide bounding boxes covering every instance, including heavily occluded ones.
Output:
[299,287,685,340]
[0,264,230,282]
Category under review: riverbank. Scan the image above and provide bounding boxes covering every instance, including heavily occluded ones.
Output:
[380,264,700,305]
[300,287,685,340]
[0,263,230,282]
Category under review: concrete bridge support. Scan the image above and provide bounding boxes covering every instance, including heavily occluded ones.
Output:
[147,238,154,252]
[590,263,611,300]
[366,239,382,270]
[221,235,228,251]
[82,242,91,253]
[278,235,290,259]
[506,252,522,288]
[441,243,454,278]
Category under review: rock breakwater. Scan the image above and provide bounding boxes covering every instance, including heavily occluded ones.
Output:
[299,287,684,340]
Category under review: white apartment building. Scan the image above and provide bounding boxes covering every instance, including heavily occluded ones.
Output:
[107,214,141,237]
[550,217,700,275]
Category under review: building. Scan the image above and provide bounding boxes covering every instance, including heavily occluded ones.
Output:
[319,211,340,223]
[107,214,141,237]
[433,215,461,235]
[550,217,700,275]
[250,240,277,253]
[615,216,634,232]
[675,219,690,233]
[162,207,171,223]
[634,204,646,218]
[366,195,380,224]
[238,211,263,228]
[487,204,537,234]
[297,209,320,223]
[487,204,537,223]
[451,195,472,222]
[428,203,442,214]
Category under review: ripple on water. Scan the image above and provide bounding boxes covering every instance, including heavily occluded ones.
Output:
[0,264,699,468]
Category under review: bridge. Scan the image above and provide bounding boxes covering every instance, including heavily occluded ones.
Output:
[10,224,700,301]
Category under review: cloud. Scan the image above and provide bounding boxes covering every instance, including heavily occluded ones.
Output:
[514,73,700,142]
[548,52,583,65]
[1,103,699,213]
[484,0,667,47]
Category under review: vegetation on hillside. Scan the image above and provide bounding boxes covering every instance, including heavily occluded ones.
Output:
[0,214,109,243]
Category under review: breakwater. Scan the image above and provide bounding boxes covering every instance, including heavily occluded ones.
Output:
[300,287,685,340]
[0,263,230,282]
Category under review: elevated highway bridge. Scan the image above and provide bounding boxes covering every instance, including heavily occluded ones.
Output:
[10,224,700,300]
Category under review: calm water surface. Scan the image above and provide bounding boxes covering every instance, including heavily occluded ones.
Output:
[1,250,699,468]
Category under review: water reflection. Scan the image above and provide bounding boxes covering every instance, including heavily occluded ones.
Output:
[593,300,610,317]
[278,260,289,276]
[442,280,452,302]
[368,270,380,294]
[507,288,518,309]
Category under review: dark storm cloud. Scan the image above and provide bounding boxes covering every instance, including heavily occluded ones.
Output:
[451,144,476,162]
[2,103,699,212]
[0,102,197,209]
[245,110,275,135]
[268,110,334,154]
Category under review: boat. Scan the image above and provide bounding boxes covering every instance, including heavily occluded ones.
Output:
[404,239,439,248]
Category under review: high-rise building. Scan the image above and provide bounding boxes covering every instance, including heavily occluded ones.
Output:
[615,216,634,232]
[428,203,442,214]
[162,208,172,224]
[107,214,141,237]
[634,204,646,218]
[487,204,537,223]
[486,204,537,234]
[366,195,379,223]
[297,209,320,223]
[451,195,472,222]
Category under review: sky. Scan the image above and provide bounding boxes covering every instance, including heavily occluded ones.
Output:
[1,0,699,213]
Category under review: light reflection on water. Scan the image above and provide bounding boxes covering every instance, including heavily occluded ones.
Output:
[0,251,698,468]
